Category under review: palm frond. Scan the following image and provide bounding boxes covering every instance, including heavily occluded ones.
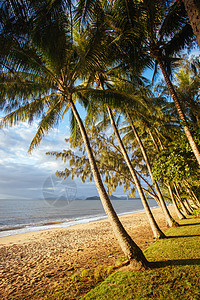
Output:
[28,94,64,152]
[1,93,57,127]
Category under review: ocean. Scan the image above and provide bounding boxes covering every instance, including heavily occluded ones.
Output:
[0,198,158,237]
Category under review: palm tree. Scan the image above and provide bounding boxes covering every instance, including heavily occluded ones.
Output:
[111,0,200,166]
[182,0,200,49]
[0,0,148,266]
[93,74,165,239]
[126,112,178,227]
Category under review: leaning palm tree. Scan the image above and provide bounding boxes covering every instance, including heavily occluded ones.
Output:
[94,74,166,239]
[110,0,200,166]
[126,111,178,227]
[0,0,148,266]
[182,0,200,49]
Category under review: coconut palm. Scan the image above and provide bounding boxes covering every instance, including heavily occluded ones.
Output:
[110,0,200,166]
[182,0,200,49]
[92,73,165,238]
[0,0,148,266]
[126,112,178,227]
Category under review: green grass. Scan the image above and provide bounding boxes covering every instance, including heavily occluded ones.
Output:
[81,218,200,300]
[44,263,119,299]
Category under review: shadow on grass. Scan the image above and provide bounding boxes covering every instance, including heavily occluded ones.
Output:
[179,222,200,227]
[149,258,200,269]
[167,234,200,239]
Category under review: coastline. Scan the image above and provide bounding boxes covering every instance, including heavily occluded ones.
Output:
[0,206,176,299]
[0,205,159,238]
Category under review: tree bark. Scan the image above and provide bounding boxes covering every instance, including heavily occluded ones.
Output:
[184,180,200,207]
[174,183,192,215]
[183,181,200,208]
[177,183,194,213]
[167,184,186,220]
[68,96,148,267]
[127,113,177,227]
[107,106,166,239]
[183,0,200,49]
[184,198,194,214]
[157,57,200,166]
[148,129,160,152]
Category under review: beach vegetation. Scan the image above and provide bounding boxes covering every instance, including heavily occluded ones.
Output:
[81,217,200,300]
[192,208,200,217]
[45,264,117,300]
[43,217,200,299]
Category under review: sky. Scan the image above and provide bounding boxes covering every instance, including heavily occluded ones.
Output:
[0,107,100,200]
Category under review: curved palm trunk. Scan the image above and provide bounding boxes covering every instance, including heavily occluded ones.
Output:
[134,170,160,201]
[157,57,200,166]
[148,129,160,152]
[184,180,200,207]
[107,106,165,239]
[183,182,198,208]
[148,129,182,222]
[108,164,160,202]
[127,112,177,227]
[190,193,200,208]
[191,192,200,207]
[184,198,194,214]
[183,0,200,49]
[174,183,191,215]
[68,96,148,267]
[177,183,194,213]
[167,184,186,220]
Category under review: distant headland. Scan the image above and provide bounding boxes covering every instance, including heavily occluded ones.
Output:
[85,195,138,200]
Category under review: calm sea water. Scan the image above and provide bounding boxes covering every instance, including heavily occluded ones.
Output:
[0,198,158,237]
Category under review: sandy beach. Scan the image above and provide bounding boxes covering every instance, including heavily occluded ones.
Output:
[0,206,176,299]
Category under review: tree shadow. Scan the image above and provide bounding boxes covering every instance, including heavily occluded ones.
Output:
[179,222,200,227]
[166,234,200,239]
[149,258,200,269]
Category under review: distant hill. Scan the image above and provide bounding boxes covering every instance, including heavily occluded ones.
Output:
[85,195,141,200]
[85,195,122,200]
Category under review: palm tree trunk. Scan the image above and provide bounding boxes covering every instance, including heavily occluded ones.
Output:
[183,182,199,208]
[68,96,148,267]
[107,106,166,239]
[184,180,200,207]
[167,184,186,219]
[190,192,200,208]
[174,183,192,216]
[127,112,177,227]
[157,57,200,166]
[183,0,200,49]
[134,170,160,201]
[184,198,194,214]
[148,129,160,152]
[177,183,194,213]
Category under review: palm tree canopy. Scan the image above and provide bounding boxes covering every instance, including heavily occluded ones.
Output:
[0,0,114,152]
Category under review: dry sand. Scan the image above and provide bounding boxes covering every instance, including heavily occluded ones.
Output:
[0,206,176,299]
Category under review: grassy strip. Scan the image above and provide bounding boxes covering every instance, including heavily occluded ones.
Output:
[44,259,125,299]
[81,218,200,300]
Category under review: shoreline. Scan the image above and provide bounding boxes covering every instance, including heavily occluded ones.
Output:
[0,206,177,299]
[0,205,160,238]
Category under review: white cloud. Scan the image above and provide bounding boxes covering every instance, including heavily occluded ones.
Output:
[0,119,100,199]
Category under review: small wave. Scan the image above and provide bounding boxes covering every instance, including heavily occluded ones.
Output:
[0,205,160,238]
